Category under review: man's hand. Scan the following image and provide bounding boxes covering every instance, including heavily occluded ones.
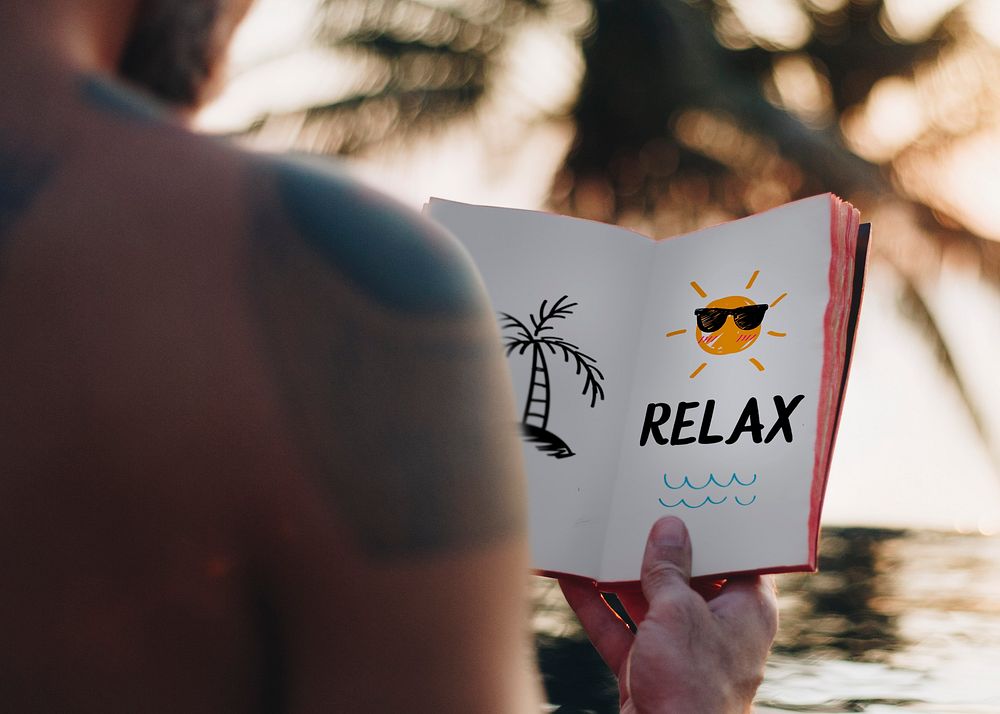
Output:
[559,517,778,713]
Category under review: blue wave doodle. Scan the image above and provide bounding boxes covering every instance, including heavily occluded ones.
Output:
[662,472,758,490]
[735,495,758,506]
[729,472,757,487]
[658,495,728,509]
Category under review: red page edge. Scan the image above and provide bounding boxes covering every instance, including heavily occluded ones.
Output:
[806,221,872,567]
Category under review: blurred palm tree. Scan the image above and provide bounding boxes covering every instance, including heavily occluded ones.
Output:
[235,0,1000,464]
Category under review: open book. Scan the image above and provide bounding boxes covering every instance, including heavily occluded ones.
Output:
[425,195,870,585]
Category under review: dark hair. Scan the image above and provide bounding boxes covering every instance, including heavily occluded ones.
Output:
[117,1,224,107]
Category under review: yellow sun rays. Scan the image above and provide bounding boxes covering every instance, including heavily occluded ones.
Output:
[665,270,789,378]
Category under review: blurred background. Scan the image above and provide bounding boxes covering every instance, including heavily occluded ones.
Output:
[198,1,1000,710]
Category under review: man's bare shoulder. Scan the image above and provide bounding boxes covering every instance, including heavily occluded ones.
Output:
[67,75,526,559]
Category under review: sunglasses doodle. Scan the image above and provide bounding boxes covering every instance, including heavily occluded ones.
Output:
[665,270,788,378]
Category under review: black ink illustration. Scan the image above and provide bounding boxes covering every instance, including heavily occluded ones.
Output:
[500,296,605,459]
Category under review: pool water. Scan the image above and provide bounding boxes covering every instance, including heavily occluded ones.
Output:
[534,527,1000,713]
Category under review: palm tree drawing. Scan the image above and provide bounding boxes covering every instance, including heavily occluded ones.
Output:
[500,296,605,459]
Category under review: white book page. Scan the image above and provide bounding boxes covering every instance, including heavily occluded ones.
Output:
[600,196,833,580]
[426,199,655,577]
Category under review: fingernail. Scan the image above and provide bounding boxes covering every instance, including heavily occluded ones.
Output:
[653,516,687,547]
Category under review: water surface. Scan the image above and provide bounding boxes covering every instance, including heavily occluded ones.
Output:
[534,527,1000,713]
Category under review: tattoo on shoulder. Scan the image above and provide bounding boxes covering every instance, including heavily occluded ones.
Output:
[244,161,525,558]
[269,158,480,315]
[0,139,55,247]
[79,74,165,124]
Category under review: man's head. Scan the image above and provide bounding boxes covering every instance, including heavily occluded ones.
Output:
[118,0,253,108]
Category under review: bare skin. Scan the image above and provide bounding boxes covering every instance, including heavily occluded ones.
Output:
[561,518,779,713]
[0,1,777,711]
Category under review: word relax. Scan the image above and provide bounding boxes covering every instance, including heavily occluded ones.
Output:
[639,395,806,446]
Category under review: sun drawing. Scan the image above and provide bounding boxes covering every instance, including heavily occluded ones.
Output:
[664,270,788,379]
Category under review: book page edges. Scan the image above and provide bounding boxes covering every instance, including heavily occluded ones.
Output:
[806,200,867,570]
[806,196,847,568]
[807,222,871,566]
[536,561,817,592]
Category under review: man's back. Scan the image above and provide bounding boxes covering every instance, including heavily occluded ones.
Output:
[0,70,535,712]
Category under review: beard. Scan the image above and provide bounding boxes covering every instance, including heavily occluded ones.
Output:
[117,1,226,107]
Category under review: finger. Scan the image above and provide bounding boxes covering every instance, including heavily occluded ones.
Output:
[640,516,693,607]
[690,576,726,601]
[559,576,634,674]
[712,575,778,614]
[710,575,779,643]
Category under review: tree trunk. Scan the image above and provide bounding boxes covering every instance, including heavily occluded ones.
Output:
[522,343,551,429]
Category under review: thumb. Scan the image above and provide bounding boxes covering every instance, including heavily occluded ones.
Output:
[640,516,693,605]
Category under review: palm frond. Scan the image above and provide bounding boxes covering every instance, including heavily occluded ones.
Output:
[239,84,485,154]
[532,295,580,335]
[910,203,1000,284]
[504,337,534,356]
[266,0,558,152]
[896,271,1000,472]
[536,336,605,407]
[499,312,533,342]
